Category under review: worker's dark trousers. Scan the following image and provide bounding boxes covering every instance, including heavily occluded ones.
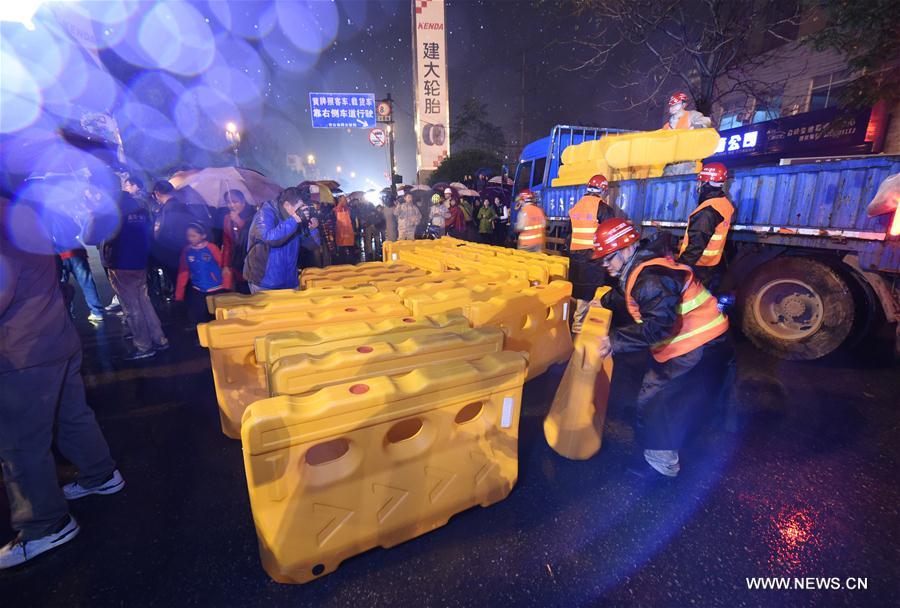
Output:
[636,334,734,451]
[0,350,116,540]
[693,265,724,295]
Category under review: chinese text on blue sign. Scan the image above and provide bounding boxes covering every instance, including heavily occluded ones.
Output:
[309,93,376,129]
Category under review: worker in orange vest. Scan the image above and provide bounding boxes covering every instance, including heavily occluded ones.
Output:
[592,218,734,479]
[334,195,356,264]
[568,174,621,332]
[663,92,712,176]
[677,162,735,292]
[514,189,546,252]
[663,91,711,130]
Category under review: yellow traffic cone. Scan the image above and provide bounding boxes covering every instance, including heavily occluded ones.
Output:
[543,288,614,460]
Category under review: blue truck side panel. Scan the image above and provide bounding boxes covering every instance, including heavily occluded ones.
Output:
[539,156,899,273]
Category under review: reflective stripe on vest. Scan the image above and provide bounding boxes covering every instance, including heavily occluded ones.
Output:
[568,195,602,251]
[679,196,734,267]
[518,204,546,247]
[624,257,729,362]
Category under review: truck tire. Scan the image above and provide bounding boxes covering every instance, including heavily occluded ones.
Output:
[422,124,434,146]
[739,257,854,360]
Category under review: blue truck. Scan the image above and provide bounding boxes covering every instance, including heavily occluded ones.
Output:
[515,124,900,360]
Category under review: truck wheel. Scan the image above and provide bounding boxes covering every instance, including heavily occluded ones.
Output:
[739,257,854,360]
[422,124,434,146]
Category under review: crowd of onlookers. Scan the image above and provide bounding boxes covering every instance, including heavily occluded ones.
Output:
[0,169,517,569]
[46,173,516,361]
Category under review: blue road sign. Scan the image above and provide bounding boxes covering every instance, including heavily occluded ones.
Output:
[309,92,377,129]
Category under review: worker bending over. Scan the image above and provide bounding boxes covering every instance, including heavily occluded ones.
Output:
[568,174,621,332]
[515,189,546,253]
[593,219,734,478]
[677,162,734,292]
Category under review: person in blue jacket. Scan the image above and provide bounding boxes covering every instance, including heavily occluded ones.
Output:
[243,187,317,292]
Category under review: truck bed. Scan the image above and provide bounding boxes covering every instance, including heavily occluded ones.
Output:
[542,156,900,274]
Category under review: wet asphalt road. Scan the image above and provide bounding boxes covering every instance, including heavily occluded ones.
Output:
[2,273,899,607]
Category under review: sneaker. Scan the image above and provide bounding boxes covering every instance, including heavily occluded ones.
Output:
[105,298,122,313]
[63,469,125,500]
[87,312,104,322]
[0,516,80,570]
[123,349,156,361]
[153,342,171,352]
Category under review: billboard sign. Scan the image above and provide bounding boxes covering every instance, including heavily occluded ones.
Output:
[710,107,873,165]
[309,92,376,129]
[412,0,450,174]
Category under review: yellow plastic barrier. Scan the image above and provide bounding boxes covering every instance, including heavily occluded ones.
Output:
[302,266,427,289]
[300,261,412,283]
[197,301,412,438]
[382,239,438,261]
[216,291,403,320]
[241,351,528,584]
[303,268,428,289]
[543,288,614,460]
[551,128,720,187]
[464,280,574,379]
[393,273,519,299]
[206,286,379,315]
[397,249,448,273]
[269,327,505,396]
[253,313,469,366]
[604,128,720,169]
[403,280,528,316]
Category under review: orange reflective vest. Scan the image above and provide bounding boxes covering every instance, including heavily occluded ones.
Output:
[335,205,355,246]
[679,196,734,267]
[518,204,546,249]
[625,257,729,362]
[568,195,603,251]
[663,112,691,130]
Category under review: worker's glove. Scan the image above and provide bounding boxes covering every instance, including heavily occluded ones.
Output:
[596,335,612,359]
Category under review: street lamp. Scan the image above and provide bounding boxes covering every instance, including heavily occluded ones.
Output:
[336,165,342,174]
[307,153,316,165]
[225,122,241,167]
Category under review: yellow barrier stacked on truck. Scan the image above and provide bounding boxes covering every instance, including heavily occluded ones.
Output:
[241,350,528,583]
[552,128,721,186]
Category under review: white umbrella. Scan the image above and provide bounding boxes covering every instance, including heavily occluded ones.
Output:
[410,184,432,191]
[488,175,513,185]
[458,188,480,197]
[170,167,282,208]
[449,181,467,190]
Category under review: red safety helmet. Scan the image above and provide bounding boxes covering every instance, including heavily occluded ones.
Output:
[516,189,536,204]
[586,174,609,195]
[668,92,689,106]
[592,218,640,260]
[697,162,728,184]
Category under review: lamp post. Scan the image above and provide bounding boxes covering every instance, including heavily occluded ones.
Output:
[225,122,241,167]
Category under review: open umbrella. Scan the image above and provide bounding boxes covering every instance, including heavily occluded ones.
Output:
[410,184,432,191]
[449,181,467,190]
[458,188,480,197]
[432,182,450,192]
[171,167,282,208]
[488,175,513,186]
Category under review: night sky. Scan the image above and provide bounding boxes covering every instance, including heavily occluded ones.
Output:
[5,0,665,191]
